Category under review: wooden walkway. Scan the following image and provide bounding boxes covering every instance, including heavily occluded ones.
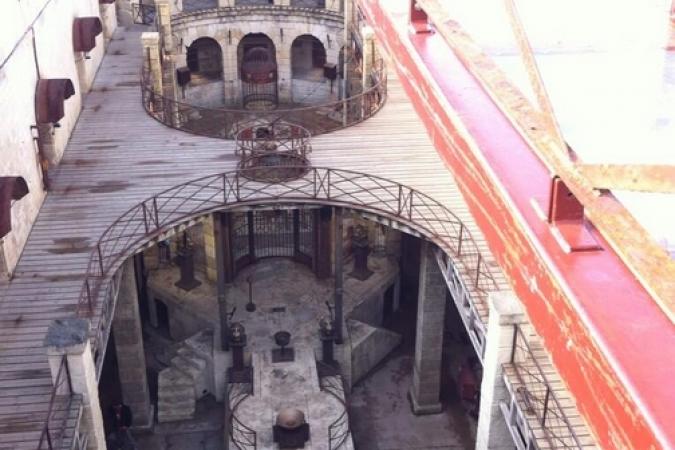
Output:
[0,25,591,449]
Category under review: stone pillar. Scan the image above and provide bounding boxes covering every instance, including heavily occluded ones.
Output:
[333,207,344,344]
[325,0,342,13]
[314,207,332,279]
[116,0,133,27]
[99,3,117,48]
[218,0,235,7]
[203,214,218,282]
[45,319,106,450]
[156,0,174,54]
[277,29,292,104]
[112,259,153,428]
[214,212,231,350]
[476,292,527,450]
[168,0,184,15]
[361,26,375,89]
[409,240,445,415]
[142,33,164,112]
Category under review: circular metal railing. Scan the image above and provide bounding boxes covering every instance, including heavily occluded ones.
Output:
[235,120,312,182]
[140,60,387,139]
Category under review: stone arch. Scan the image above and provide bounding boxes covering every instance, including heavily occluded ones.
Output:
[291,34,327,79]
[186,37,223,80]
[237,32,277,78]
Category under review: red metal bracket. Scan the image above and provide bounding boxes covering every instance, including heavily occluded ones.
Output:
[409,0,432,34]
[532,177,602,253]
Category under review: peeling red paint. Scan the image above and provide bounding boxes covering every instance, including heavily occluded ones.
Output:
[357,1,675,449]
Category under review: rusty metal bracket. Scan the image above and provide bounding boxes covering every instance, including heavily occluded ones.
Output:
[532,177,602,253]
[409,0,432,34]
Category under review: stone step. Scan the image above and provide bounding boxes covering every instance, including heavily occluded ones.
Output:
[158,367,197,423]
[176,346,208,371]
[158,367,193,387]
[348,319,402,385]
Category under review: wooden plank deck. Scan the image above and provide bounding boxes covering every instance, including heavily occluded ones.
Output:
[0,25,591,448]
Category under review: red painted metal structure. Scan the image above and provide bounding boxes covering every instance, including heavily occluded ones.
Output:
[356,1,675,449]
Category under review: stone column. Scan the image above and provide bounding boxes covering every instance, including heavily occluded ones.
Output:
[314,207,332,279]
[168,0,184,15]
[45,319,106,450]
[214,212,231,350]
[218,0,235,7]
[476,292,527,450]
[112,259,153,428]
[99,3,117,48]
[203,214,218,283]
[333,207,344,344]
[409,240,445,415]
[155,0,174,54]
[361,26,375,89]
[277,29,292,104]
[142,33,164,112]
[116,0,133,27]
[325,0,342,13]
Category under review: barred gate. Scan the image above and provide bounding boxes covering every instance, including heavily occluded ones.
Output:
[231,209,315,274]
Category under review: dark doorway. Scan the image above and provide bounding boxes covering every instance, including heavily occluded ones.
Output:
[98,331,124,437]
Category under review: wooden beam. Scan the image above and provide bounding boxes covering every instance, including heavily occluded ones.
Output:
[502,0,569,159]
[414,0,675,324]
[579,164,675,193]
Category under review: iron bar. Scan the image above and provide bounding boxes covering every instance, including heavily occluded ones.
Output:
[508,325,583,449]
[334,206,344,344]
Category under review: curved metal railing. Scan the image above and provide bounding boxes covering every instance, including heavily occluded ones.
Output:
[235,120,312,181]
[227,382,257,450]
[319,375,351,450]
[140,60,387,139]
[74,167,498,373]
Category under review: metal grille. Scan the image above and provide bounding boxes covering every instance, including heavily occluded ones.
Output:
[298,209,314,257]
[253,210,294,258]
[232,212,251,265]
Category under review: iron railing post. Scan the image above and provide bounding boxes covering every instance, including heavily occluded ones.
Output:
[510,324,518,363]
[542,386,551,426]
[97,244,104,276]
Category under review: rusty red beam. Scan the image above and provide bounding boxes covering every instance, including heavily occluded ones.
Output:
[356,1,675,449]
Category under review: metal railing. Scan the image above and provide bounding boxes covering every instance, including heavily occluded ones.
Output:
[436,248,488,361]
[236,121,312,181]
[226,382,257,450]
[74,167,499,369]
[504,325,583,450]
[131,2,156,25]
[319,375,350,450]
[140,60,387,140]
[37,356,74,450]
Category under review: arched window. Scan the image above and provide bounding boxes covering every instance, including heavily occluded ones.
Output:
[186,37,223,80]
[291,35,326,79]
[238,33,278,109]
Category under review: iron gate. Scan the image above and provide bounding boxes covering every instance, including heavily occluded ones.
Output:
[231,209,315,273]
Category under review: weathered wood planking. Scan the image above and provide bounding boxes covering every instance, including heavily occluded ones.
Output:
[0,24,592,448]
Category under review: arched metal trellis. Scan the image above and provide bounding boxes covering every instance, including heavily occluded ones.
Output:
[75,167,499,376]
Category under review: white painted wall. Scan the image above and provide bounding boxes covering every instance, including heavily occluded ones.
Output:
[0,0,115,275]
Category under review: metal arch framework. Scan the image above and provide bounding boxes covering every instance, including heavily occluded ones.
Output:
[73,167,499,375]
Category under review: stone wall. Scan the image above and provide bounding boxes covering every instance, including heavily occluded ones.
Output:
[0,0,114,276]
[170,6,343,105]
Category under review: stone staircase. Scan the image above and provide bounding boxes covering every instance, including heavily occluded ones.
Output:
[158,330,214,423]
